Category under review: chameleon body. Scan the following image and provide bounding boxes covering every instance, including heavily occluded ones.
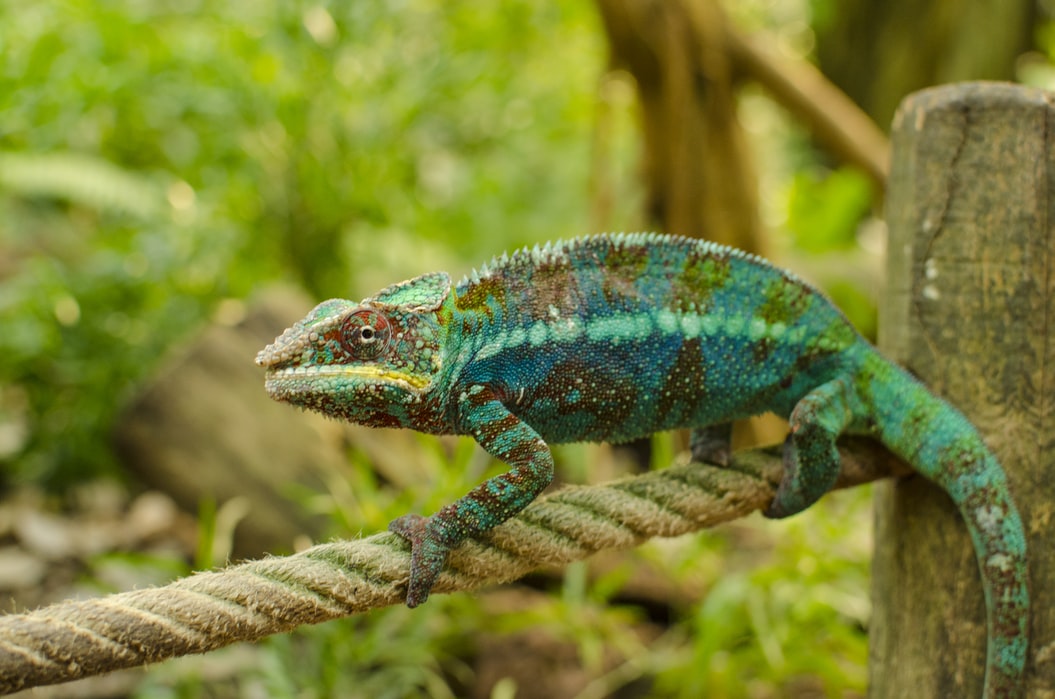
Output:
[257,233,1028,698]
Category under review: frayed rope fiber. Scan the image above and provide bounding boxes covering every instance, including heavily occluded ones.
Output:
[0,440,902,695]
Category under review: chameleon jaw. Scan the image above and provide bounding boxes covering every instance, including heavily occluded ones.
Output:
[263,364,432,394]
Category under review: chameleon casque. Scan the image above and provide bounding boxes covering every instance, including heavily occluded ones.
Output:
[257,233,1028,697]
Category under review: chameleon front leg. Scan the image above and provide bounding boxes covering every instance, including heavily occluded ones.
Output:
[389,385,553,607]
[765,377,854,518]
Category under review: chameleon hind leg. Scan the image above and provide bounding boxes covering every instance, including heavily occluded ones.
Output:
[765,377,854,519]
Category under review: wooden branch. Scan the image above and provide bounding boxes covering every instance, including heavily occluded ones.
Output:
[724,29,890,189]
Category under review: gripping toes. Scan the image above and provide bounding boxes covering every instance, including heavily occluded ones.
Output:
[766,429,840,518]
[765,378,853,519]
[388,514,450,608]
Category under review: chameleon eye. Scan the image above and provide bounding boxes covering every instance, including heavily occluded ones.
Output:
[340,309,391,359]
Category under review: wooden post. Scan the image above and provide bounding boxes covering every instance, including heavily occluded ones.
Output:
[873,82,1055,695]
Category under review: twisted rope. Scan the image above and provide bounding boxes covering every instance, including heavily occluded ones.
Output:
[0,440,903,695]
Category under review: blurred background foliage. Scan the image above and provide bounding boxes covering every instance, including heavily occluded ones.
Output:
[1,0,608,487]
[2,0,1053,696]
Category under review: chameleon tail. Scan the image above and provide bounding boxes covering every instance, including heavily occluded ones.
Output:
[861,349,1029,698]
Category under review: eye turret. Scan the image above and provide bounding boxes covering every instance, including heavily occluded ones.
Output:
[340,309,392,359]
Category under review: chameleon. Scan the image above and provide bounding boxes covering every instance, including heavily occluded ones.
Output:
[256,233,1028,698]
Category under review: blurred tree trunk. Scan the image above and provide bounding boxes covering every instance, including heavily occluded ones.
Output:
[815,0,1036,128]
[595,0,763,253]
[595,0,771,466]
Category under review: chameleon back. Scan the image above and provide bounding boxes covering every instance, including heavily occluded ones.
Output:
[446,233,861,444]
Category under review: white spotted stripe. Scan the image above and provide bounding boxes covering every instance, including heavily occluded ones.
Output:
[470,310,801,360]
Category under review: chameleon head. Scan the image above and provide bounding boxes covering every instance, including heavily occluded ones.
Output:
[255,271,451,428]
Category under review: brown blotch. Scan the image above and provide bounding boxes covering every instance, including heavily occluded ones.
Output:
[655,337,708,424]
[456,276,506,316]
[525,264,583,321]
[752,336,778,364]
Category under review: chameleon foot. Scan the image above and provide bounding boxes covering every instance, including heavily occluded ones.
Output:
[388,514,450,608]
[764,424,841,519]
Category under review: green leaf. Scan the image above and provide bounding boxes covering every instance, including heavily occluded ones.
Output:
[786,167,873,252]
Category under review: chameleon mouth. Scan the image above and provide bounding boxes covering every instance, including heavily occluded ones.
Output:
[264,364,431,392]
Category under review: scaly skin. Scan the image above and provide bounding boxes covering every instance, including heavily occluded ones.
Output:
[257,233,1028,698]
